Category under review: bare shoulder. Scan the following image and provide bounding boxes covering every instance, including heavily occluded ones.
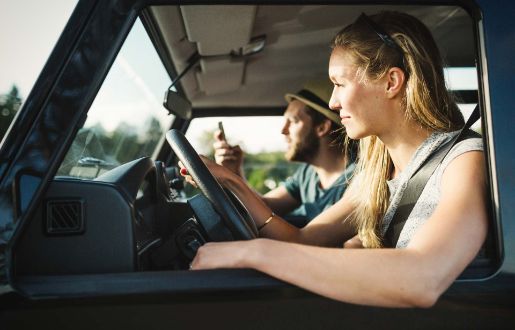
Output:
[409,149,487,252]
[441,149,486,191]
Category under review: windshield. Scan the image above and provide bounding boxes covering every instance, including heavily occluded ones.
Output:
[57,18,173,179]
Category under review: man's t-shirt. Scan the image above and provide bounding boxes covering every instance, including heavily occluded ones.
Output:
[283,162,355,226]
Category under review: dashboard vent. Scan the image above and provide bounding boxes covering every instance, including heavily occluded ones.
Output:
[45,200,85,235]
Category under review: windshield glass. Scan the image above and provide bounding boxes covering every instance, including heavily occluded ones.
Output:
[57,18,173,179]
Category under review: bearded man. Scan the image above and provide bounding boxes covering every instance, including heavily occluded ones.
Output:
[213,79,356,227]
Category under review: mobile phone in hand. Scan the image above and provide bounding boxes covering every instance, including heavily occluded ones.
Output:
[218,121,226,141]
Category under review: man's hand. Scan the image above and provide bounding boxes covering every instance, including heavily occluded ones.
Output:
[213,129,245,177]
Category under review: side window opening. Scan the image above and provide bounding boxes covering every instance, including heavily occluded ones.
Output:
[185,116,301,196]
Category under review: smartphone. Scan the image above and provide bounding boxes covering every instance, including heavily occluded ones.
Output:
[218,121,226,141]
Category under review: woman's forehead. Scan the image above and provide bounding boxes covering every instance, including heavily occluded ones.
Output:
[329,50,358,78]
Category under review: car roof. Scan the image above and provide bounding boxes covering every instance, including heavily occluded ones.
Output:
[148,5,475,111]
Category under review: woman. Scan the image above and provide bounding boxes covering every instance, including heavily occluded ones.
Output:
[181,11,487,308]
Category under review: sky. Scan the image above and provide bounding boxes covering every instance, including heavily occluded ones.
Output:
[0,0,78,98]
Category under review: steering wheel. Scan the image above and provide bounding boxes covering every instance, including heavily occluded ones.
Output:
[166,129,257,240]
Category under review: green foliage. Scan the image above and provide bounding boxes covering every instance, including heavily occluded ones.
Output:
[195,128,216,157]
[183,151,299,197]
[244,152,300,194]
[0,85,23,140]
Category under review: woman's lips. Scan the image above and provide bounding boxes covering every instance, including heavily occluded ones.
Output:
[340,114,351,123]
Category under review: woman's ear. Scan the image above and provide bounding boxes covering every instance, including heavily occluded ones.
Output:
[385,67,405,99]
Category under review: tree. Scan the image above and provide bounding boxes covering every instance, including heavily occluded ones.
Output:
[195,128,217,157]
[244,152,300,194]
[139,117,163,157]
[0,85,23,140]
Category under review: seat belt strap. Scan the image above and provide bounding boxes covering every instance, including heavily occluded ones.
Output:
[383,105,480,247]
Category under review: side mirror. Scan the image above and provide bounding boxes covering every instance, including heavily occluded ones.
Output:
[163,90,192,120]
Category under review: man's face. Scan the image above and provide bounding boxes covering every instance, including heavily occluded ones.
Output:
[281,100,320,162]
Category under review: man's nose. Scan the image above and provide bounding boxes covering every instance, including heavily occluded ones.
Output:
[281,121,290,135]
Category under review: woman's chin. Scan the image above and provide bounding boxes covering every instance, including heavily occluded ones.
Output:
[344,128,360,140]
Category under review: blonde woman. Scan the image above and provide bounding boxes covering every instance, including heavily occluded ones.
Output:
[181,11,487,308]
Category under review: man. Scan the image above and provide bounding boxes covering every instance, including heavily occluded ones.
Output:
[213,79,356,227]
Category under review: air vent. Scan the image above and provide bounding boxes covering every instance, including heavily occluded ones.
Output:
[45,200,85,235]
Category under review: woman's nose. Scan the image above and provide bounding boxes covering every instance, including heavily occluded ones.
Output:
[328,89,341,111]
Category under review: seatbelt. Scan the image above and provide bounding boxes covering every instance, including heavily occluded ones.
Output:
[383,105,481,247]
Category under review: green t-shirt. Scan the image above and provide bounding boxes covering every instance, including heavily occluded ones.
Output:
[283,162,355,226]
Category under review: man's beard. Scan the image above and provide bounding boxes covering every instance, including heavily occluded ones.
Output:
[285,128,320,163]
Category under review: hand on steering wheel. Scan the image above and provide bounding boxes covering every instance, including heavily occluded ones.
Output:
[167,129,257,240]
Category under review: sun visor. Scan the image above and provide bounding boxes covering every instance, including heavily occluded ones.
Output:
[180,5,257,56]
[196,57,245,95]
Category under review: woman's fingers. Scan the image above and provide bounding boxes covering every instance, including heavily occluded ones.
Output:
[190,241,250,270]
[178,161,198,188]
[178,155,228,188]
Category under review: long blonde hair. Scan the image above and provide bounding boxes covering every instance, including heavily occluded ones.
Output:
[332,11,464,248]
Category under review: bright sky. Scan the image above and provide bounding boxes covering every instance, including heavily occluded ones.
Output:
[0,0,78,98]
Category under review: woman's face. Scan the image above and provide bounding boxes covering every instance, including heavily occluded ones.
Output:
[328,48,389,140]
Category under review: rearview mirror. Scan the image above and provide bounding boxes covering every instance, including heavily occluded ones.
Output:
[163,90,192,119]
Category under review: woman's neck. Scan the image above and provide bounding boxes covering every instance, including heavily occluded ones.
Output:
[379,122,432,179]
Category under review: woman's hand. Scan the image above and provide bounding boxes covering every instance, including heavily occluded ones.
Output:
[190,240,259,270]
[178,155,229,188]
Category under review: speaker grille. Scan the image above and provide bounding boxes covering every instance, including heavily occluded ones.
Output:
[46,200,85,235]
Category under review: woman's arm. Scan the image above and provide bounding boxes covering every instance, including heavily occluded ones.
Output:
[191,151,488,307]
[262,185,301,216]
[211,142,302,215]
[182,157,356,246]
